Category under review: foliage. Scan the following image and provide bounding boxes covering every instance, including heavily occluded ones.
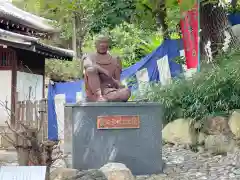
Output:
[137,49,240,123]
[12,0,42,14]
[226,0,240,13]
[13,0,195,81]
[45,59,83,81]
[89,0,136,33]
[42,0,97,41]
[83,22,155,68]
[138,35,165,55]
[139,33,180,55]
[13,0,96,41]
[133,0,182,35]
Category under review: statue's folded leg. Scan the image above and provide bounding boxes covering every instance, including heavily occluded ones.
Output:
[85,67,106,101]
[103,88,131,102]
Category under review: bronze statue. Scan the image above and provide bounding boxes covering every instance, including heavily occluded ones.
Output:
[83,36,131,102]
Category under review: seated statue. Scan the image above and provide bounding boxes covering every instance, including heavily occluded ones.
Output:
[83,36,131,102]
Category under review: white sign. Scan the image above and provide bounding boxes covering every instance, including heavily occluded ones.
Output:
[0,166,46,180]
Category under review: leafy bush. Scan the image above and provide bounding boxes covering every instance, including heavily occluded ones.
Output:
[137,50,240,123]
[45,59,83,82]
[138,33,180,55]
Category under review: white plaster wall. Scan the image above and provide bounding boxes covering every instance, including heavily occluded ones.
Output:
[232,24,240,39]
[0,71,12,126]
[54,92,84,141]
[16,71,43,101]
[54,94,66,141]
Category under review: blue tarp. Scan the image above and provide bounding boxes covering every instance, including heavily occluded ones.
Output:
[228,13,240,26]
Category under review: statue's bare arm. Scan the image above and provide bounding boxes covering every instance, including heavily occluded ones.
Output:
[113,57,125,88]
[83,54,93,69]
[83,54,110,76]
[115,56,122,81]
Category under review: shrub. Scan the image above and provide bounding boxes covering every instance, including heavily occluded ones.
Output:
[137,50,240,123]
[45,59,83,82]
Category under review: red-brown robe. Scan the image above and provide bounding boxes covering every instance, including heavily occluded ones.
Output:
[83,53,130,102]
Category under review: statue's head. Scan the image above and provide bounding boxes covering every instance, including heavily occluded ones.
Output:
[95,35,110,54]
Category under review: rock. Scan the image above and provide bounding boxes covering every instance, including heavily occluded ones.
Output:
[162,118,198,145]
[51,159,68,171]
[50,168,107,180]
[229,111,240,138]
[202,116,232,135]
[50,168,79,180]
[204,134,235,155]
[100,163,135,180]
[198,132,207,145]
[74,169,107,180]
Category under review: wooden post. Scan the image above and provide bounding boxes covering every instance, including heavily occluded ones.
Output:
[38,99,47,142]
[15,130,29,165]
[26,100,32,126]
[28,128,42,165]
[43,141,57,180]
[72,14,77,59]
[15,94,20,129]
[20,101,25,127]
[11,92,18,127]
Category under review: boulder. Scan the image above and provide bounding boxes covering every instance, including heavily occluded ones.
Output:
[74,169,107,180]
[204,134,235,155]
[229,111,240,138]
[50,168,79,180]
[100,163,135,180]
[162,118,198,145]
[202,116,232,135]
[198,132,207,145]
[50,168,107,180]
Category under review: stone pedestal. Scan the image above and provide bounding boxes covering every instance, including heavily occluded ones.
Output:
[64,102,163,175]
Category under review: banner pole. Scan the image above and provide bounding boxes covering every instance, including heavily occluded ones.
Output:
[197,0,200,72]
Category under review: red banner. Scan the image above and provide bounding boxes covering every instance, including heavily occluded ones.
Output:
[180,4,198,69]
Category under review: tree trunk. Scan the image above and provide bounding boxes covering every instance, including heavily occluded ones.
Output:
[155,3,170,40]
[72,14,77,59]
[75,13,87,58]
[77,38,83,58]
[231,0,238,12]
[200,1,238,61]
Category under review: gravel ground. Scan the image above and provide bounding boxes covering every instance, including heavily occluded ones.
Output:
[2,145,240,180]
[137,144,240,180]
[0,150,18,166]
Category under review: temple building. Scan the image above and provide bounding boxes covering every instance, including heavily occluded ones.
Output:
[0,1,74,125]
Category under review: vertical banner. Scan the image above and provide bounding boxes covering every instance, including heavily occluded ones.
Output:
[180,4,198,69]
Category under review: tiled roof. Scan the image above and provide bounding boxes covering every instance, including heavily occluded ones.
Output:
[0,28,74,60]
[0,1,57,33]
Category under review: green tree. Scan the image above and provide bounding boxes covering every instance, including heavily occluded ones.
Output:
[13,0,97,57]
[133,0,195,39]
[89,0,136,33]
[12,0,42,14]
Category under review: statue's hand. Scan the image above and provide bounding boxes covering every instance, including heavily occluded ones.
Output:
[94,64,110,77]
[112,78,125,88]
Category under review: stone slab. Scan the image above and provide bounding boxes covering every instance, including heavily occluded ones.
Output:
[65,102,163,175]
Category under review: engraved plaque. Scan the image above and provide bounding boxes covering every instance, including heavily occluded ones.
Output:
[97,115,140,129]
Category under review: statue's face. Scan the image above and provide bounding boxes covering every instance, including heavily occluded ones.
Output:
[96,40,109,54]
